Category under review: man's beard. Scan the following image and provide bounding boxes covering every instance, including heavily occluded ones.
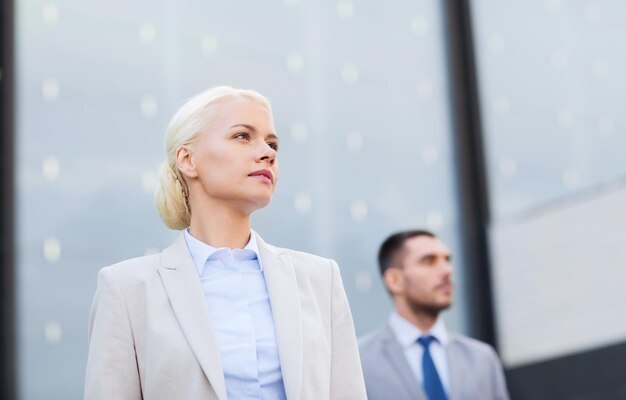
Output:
[406,296,451,319]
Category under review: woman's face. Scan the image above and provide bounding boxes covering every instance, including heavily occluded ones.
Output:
[179,96,280,214]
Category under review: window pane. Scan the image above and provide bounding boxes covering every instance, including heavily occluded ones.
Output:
[16,1,464,397]
[472,0,626,367]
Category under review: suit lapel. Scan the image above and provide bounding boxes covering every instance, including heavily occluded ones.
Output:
[380,326,427,400]
[255,231,303,400]
[158,235,227,400]
[446,335,467,400]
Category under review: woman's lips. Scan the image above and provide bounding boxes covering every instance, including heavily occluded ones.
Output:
[249,169,273,184]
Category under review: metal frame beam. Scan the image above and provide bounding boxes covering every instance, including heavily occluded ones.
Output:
[1,0,16,397]
[442,0,496,346]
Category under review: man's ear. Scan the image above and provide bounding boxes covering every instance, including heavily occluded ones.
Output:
[176,146,198,179]
[383,267,404,296]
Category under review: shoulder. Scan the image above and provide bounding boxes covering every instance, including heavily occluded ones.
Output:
[448,333,500,363]
[254,230,337,272]
[450,333,495,351]
[358,325,392,357]
[268,244,339,281]
[275,245,335,268]
[97,253,162,286]
[358,326,387,347]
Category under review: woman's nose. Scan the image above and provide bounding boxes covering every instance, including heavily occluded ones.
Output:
[257,143,277,164]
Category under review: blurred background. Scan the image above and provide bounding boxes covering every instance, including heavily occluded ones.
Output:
[1,0,625,399]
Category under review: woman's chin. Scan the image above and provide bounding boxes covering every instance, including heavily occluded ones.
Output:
[241,195,273,214]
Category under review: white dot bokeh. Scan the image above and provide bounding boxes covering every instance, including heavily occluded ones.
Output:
[141,95,158,119]
[138,23,157,44]
[43,237,61,263]
[201,35,218,57]
[337,1,354,19]
[341,65,359,84]
[42,2,59,26]
[290,122,308,143]
[416,80,433,99]
[426,210,444,231]
[43,156,60,181]
[42,79,60,103]
[345,131,363,154]
[294,192,312,215]
[355,270,373,293]
[286,53,305,74]
[350,199,368,222]
[410,16,428,37]
[44,320,63,345]
[142,169,158,193]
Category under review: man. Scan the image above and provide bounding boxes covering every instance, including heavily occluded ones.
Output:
[359,230,510,400]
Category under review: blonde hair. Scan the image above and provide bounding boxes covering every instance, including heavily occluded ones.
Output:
[155,86,272,230]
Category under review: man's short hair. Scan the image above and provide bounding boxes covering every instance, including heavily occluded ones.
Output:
[377,230,436,276]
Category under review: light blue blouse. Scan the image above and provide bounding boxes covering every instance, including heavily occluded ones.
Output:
[184,229,287,400]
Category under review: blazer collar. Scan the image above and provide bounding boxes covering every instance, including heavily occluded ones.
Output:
[158,235,228,400]
[158,232,304,400]
[183,228,264,274]
[253,230,303,400]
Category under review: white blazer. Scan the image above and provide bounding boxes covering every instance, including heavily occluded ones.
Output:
[85,231,367,400]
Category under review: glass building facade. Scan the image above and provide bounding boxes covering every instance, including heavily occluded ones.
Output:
[16,1,467,398]
[10,0,626,398]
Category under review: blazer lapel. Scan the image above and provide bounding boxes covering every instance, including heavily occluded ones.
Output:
[380,325,428,400]
[255,231,303,400]
[446,335,467,400]
[158,235,228,400]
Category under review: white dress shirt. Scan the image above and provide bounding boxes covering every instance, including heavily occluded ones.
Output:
[389,312,451,396]
[184,229,286,400]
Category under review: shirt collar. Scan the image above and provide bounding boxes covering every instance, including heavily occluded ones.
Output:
[183,229,262,275]
[389,311,449,348]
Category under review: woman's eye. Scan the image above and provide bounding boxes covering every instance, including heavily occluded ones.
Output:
[268,142,279,151]
[234,132,250,140]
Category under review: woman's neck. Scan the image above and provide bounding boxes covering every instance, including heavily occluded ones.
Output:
[188,200,252,249]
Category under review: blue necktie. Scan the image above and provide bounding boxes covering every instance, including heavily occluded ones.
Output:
[418,335,448,400]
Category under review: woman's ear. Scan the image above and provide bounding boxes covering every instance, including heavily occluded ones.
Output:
[383,268,405,296]
[176,146,198,179]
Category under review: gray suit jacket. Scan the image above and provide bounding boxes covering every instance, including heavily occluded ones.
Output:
[85,231,367,400]
[359,324,510,400]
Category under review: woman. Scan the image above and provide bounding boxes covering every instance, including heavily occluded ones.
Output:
[85,86,367,400]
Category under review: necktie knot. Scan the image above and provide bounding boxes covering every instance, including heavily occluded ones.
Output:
[418,335,436,348]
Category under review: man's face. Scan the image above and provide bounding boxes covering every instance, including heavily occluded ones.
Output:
[387,235,453,315]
